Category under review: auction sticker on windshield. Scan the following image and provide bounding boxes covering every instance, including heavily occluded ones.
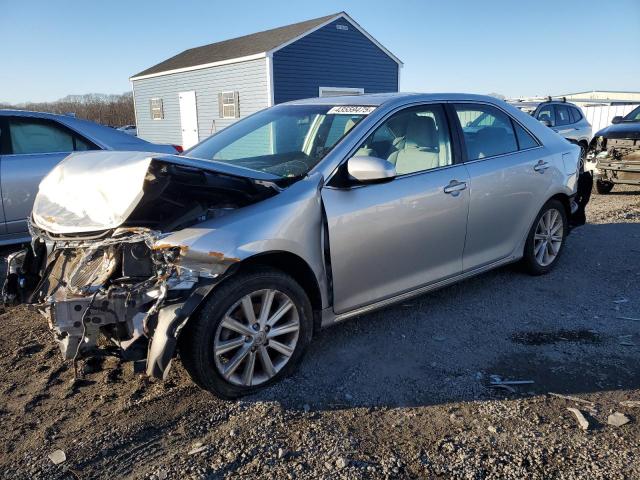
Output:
[327,106,377,115]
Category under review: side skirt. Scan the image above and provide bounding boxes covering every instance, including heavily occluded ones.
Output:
[320,255,518,328]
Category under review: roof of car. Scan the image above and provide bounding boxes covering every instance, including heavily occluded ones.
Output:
[0,109,169,151]
[284,92,507,107]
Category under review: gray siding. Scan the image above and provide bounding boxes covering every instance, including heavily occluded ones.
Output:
[132,58,268,145]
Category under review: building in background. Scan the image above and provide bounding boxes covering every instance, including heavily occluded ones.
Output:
[130,12,402,148]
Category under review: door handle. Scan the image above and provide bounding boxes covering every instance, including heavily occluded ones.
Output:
[443,180,467,195]
[534,160,550,173]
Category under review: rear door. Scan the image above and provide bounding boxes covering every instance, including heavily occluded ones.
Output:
[321,103,470,313]
[451,103,555,271]
[1,116,96,234]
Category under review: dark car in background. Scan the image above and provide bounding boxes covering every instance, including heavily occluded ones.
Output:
[588,106,640,194]
[0,110,182,245]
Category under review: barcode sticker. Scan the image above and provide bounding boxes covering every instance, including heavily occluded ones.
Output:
[327,106,377,115]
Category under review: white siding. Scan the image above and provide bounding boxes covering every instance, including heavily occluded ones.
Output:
[132,58,268,145]
[581,104,639,136]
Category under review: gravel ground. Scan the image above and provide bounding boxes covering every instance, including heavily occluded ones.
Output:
[1,186,639,479]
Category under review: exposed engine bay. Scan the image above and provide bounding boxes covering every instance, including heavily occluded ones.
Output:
[4,153,283,379]
[590,137,640,185]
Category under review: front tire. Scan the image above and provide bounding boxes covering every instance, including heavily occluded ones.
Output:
[179,267,313,399]
[522,200,568,275]
[595,180,614,195]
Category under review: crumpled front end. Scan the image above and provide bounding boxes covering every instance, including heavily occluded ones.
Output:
[11,225,212,379]
[591,137,640,185]
[5,150,284,379]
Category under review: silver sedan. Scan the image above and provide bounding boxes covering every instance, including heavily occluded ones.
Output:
[9,93,583,398]
[0,110,180,245]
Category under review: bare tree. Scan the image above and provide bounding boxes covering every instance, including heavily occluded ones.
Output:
[0,92,135,127]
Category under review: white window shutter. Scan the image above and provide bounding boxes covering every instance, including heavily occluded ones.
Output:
[218,92,224,118]
[234,91,240,118]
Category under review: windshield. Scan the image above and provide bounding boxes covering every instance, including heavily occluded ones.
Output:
[623,105,640,122]
[186,104,373,177]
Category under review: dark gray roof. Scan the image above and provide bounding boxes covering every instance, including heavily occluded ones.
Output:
[132,13,341,78]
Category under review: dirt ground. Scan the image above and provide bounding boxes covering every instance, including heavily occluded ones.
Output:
[1,185,639,480]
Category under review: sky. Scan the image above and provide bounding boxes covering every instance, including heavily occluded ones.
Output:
[1,0,639,104]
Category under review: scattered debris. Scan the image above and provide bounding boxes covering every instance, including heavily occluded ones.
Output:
[616,316,640,322]
[488,384,516,394]
[567,408,590,430]
[188,444,207,455]
[608,412,631,427]
[277,447,288,460]
[490,374,534,385]
[157,468,168,480]
[48,449,66,465]
[620,400,640,408]
[548,392,595,406]
[336,457,348,469]
[487,425,500,434]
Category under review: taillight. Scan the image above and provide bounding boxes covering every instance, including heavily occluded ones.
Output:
[173,145,183,153]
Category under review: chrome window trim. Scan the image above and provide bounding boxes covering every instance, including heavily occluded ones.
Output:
[322,100,457,186]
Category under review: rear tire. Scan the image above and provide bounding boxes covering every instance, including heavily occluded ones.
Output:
[179,267,313,399]
[522,200,568,276]
[595,180,614,195]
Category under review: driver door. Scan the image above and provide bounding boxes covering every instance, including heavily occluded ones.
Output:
[321,104,470,314]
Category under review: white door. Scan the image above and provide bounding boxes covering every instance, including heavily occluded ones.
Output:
[178,91,199,149]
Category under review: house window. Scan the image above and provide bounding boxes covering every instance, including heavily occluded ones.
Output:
[150,98,164,120]
[219,91,240,119]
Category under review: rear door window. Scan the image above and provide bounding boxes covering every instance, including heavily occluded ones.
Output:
[571,107,583,122]
[513,123,539,150]
[454,104,518,160]
[555,105,572,126]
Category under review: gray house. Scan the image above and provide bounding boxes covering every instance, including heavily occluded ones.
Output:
[130,12,402,148]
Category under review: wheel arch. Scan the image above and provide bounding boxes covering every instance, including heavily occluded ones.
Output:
[548,192,571,220]
[233,251,323,315]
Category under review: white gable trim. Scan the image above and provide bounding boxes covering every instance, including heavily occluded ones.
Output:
[268,13,403,66]
[265,53,275,106]
[130,52,267,81]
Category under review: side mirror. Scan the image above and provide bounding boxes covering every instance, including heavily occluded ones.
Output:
[539,119,552,128]
[611,116,623,124]
[347,156,396,183]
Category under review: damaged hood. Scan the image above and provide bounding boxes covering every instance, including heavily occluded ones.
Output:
[32,151,280,234]
[595,122,640,140]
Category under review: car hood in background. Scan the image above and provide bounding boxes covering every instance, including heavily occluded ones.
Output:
[32,151,281,234]
[595,122,640,140]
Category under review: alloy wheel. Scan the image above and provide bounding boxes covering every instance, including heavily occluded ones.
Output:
[213,289,300,387]
[533,208,564,267]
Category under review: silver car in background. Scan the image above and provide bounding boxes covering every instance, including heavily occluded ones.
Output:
[0,110,180,245]
[8,93,583,398]
[510,98,592,158]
